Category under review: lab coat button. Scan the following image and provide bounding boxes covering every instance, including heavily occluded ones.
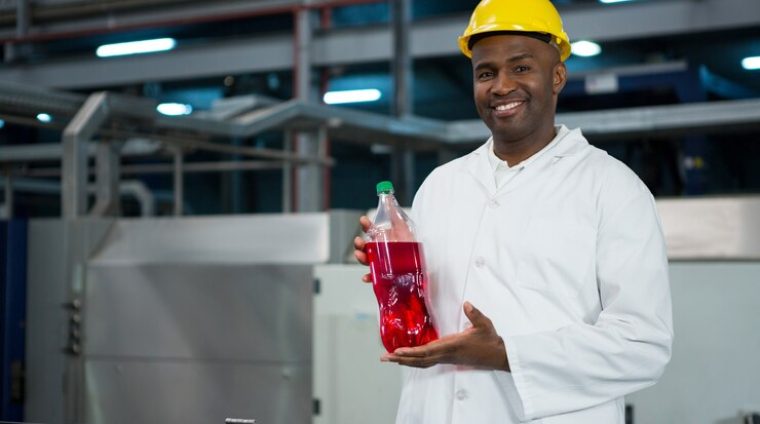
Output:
[474,257,485,268]
[455,389,468,400]
[488,199,499,208]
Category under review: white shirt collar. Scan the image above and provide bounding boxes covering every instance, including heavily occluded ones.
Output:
[486,125,568,173]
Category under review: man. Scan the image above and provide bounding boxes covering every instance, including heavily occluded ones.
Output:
[354,0,673,422]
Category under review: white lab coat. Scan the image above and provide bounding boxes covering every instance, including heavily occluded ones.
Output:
[397,126,673,424]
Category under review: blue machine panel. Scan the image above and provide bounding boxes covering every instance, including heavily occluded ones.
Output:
[0,219,27,422]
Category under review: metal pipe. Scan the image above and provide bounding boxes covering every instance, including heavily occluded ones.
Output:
[0,112,334,166]
[0,0,385,44]
[0,176,155,217]
[89,140,121,217]
[62,92,110,219]
[122,160,284,175]
[26,0,193,22]
[167,134,334,166]
[18,160,287,178]
[0,138,161,163]
[119,180,155,217]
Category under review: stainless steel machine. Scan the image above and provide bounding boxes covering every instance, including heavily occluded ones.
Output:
[25,211,362,424]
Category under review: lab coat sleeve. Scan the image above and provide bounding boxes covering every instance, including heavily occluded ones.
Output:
[503,168,674,420]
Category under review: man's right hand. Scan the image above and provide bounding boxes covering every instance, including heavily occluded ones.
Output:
[353,215,372,283]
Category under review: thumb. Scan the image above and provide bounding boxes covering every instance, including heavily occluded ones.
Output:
[463,301,490,328]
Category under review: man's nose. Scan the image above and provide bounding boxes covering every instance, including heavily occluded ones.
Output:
[492,72,516,95]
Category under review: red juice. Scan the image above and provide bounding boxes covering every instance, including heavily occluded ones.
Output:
[364,241,438,353]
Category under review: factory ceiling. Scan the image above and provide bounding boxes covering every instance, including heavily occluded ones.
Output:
[0,0,758,97]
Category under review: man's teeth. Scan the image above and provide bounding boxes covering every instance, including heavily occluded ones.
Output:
[495,102,521,111]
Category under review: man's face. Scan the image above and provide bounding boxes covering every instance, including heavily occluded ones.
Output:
[471,34,566,144]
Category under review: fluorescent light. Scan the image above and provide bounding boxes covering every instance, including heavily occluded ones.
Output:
[0,119,4,129]
[96,38,176,58]
[571,40,602,57]
[599,0,635,3]
[742,56,760,70]
[157,103,193,116]
[36,113,52,123]
[323,89,381,105]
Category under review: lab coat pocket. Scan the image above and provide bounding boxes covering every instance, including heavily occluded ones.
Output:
[516,216,596,299]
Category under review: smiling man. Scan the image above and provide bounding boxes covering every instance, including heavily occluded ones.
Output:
[472,33,566,166]
[353,0,673,423]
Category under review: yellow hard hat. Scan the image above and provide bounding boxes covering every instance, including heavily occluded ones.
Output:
[458,0,572,62]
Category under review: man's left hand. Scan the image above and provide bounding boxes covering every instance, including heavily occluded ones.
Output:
[381,302,510,371]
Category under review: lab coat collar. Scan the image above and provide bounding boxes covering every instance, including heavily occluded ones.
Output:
[462,125,587,193]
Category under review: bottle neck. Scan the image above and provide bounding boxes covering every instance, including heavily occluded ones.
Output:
[377,192,397,207]
[374,192,397,226]
[372,191,415,242]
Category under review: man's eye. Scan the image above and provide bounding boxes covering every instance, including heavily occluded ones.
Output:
[478,71,494,80]
[515,65,530,73]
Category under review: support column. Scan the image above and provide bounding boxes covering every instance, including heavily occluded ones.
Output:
[282,131,293,213]
[61,92,112,424]
[390,0,415,206]
[295,132,324,212]
[293,7,324,212]
[4,0,29,63]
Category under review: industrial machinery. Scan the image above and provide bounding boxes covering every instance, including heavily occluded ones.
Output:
[2,82,759,424]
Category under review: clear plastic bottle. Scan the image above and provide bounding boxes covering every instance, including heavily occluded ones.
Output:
[364,181,438,353]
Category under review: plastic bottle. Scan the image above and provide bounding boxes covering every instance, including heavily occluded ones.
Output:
[364,181,438,353]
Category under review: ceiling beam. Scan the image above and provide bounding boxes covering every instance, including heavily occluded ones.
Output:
[0,0,758,89]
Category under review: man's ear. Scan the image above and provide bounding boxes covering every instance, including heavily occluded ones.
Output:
[553,62,567,95]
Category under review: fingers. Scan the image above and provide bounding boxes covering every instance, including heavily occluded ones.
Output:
[353,250,368,265]
[393,347,430,357]
[354,216,371,268]
[463,301,493,329]
[354,215,373,284]
[359,215,372,232]
[463,301,476,317]
[382,349,437,368]
[382,355,436,368]
[353,236,369,264]
[381,336,460,368]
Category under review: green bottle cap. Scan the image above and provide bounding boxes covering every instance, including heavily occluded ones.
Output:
[376,180,394,194]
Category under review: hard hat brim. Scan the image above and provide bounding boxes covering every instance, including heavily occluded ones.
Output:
[459,30,571,61]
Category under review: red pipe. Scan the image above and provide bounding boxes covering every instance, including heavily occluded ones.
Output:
[0,0,384,44]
